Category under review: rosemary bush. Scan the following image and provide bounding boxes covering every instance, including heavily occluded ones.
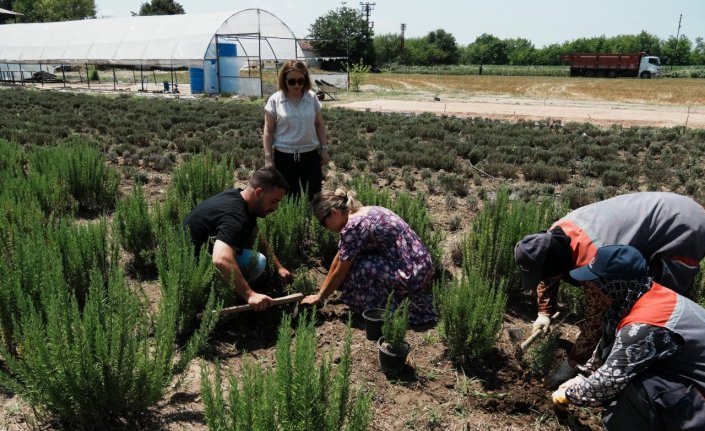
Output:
[0,189,45,261]
[24,170,76,217]
[464,187,564,291]
[156,226,219,333]
[434,265,507,363]
[523,332,561,377]
[47,218,112,304]
[114,184,157,268]
[0,140,73,225]
[169,152,233,209]
[259,194,314,270]
[0,139,25,177]
[29,143,120,213]
[287,271,318,296]
[154,187,194,237]
[312,220,340,267]
[201,311,372,431]
[381,295,410,353]
[0,264,196,429]
[0,230,64,353]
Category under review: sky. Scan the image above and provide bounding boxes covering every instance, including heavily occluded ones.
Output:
[94,0,705,48]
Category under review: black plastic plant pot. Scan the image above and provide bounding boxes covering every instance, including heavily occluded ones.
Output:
[362,308,385,341]
[377,337,410,376]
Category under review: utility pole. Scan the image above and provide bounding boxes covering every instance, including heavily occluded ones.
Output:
[360,2,375,32]
[400,23,407,62]
[672,13,682,69]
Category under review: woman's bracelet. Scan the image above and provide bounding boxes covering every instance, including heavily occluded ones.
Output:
[320,145,328,150]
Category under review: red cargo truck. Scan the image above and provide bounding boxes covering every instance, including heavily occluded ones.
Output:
[559,52,661,78]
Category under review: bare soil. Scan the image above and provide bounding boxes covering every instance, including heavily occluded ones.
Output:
[334,89,705,129]
[145,301,599,431]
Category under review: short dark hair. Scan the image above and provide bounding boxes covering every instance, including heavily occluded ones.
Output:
[250,166,289,191]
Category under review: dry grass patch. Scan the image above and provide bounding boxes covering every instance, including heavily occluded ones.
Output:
[366,73,705,105]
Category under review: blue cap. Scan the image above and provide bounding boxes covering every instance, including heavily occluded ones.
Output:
[569,245,648,281]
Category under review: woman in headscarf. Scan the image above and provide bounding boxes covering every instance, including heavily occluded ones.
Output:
[551,245,705,431]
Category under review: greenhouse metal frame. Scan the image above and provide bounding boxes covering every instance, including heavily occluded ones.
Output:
[0,8,316,97]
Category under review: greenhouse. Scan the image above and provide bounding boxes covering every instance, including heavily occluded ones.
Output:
[0,8,345,96]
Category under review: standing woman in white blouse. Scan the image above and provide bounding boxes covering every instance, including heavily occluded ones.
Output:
[263,60,330,201]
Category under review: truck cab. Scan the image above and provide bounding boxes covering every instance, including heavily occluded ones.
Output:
[639,56,661,79]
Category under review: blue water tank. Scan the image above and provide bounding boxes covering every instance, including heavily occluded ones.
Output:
[203,60,219,94]
[189,67,204,94]
[218,43,237,57]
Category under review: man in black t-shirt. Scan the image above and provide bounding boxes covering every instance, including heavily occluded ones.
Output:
[184,167,291,311]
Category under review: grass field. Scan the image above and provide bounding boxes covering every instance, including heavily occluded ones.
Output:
[364,74,705,105]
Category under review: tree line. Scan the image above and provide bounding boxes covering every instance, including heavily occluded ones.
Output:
[0,0,183,22]
[310,6,705,67]
[2,2,703,67]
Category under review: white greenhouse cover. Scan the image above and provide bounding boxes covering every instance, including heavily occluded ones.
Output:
[0,8,302,67]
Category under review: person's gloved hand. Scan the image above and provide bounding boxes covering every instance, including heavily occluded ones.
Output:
[551,387,570,406]
[546,358,578,388]
[532,313,552,334]
[558,373,586,390]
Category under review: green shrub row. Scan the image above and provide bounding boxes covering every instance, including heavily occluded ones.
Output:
[5,89,705,201]
[259,194,317,271]
[0,140,223,427]
[0,253,208,428]
[200,312,372,431]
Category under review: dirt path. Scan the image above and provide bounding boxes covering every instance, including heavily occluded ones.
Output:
[335,95,705,128]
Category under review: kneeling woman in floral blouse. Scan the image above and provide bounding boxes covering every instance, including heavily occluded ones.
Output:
[301,189,436,324]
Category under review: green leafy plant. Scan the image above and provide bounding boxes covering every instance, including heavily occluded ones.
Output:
[156,226,219,334]
[200,311,372,431]
[0,264,201,429]
[114,184,157,269]
[523,332,561,377]
[168,152,233,209]
[346,60,371,92]
[47,218,111,305]
[259,194,315,271]
[88,65,99,81]
[464,187,564,291]
[381,295,410,353]
[29,142,120,213]
[287,271,318,296]
[433,265,507,363]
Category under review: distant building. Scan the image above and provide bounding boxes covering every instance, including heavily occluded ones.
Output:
[298,40,322,68]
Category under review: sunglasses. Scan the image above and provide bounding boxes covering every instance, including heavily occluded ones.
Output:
[286,77,306,86]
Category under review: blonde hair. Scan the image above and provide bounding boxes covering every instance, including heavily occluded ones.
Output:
[311,188,362,222]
